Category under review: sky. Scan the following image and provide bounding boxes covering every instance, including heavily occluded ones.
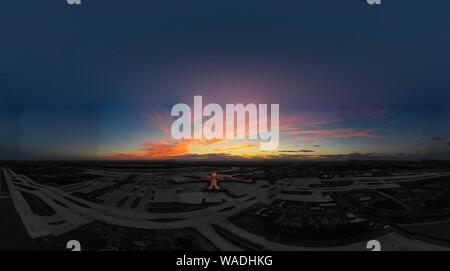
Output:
[1,0,450,160]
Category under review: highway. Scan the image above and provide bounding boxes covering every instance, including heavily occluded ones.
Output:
[4,168,450,251]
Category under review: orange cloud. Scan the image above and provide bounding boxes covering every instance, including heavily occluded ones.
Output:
[110,137,234,160]
[201,138,228,146]
[213,144,257,153]
[111,140,191,160]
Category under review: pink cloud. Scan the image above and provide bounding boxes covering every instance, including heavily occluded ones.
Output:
[280,112,337,129]
[285,128,379,140]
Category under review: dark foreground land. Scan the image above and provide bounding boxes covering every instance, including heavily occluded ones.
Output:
[35,222,218,251]
[2,160,450,251]
[0,198,37,251]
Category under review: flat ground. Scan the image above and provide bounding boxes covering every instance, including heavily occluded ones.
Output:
[0,198,37,251]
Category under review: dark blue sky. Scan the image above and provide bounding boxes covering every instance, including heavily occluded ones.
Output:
[1,0,450,160]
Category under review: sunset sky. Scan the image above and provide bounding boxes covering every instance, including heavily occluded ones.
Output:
[1,0,450,160]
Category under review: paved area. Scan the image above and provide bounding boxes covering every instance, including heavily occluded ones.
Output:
[3,167,450,251]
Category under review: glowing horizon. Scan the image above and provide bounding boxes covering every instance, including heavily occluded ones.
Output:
[101,105,429,161]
